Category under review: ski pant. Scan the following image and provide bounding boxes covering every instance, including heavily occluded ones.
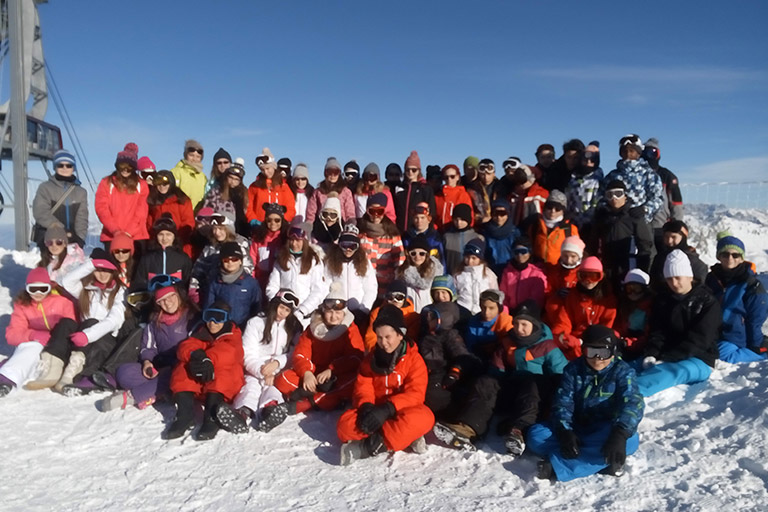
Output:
[527,421,640,482]
[0,341,44,387]
[116,363,172,404]
[337,404,435,452]
[232,374,284,414]
[718,341,766,364]
[424,370,472,420]
[632,357,712,397]
[43,318,118,380]
[99,325,143,376]
[455,373,560,437]
[275,368,356,411]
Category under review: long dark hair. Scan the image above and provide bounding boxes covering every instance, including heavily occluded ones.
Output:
[39,246,64,272]
[262,297,303,346]
[108,170,140,193]
[317,177,346,195]
[289,179,315,197]
[397,253,436,279]
[253,170,284,189]
[358,213,400,237]
[215,172,248,204]
[149,286,196,323]
[276,239,321,274]
[325,243,369,278]
[79,270,123,317]
[147,182,190,206]
[252,216,288,244]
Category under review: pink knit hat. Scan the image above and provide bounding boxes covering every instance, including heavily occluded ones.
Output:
[26,267,51,286]
[405,150,421,169]
[560,236,586,258]
[579,256,603,273]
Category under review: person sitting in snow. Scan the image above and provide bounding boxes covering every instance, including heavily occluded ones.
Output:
[527,325,644,481]
[634,250,721,396]
[463,289,514,362]
[337,305,435,465]
[167,301,245,441]
[542,235,584,323]
[364,280,420,352]
[614,269,654,361]
[202,241,262,329]
[648,220,707,292]
[705,232,768,363]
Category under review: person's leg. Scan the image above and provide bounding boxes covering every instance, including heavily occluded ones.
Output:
[424,370,453,416]
[166,391,197,439]
[718,341,767,364]
[232,374,264,412]
[381,404,435,452]
[636,358,712,397]
[548,424,641,482]
[0,342,44,388]
[452,375,501,436]
[197,392,224,440]
[311,372,357,411]
[337,407,367,444]
[526,422,559,458]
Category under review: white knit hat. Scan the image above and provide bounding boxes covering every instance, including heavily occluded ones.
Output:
[623,268,650,286]
[560,235,585,258]
[663,249,693,279]
[322,194,342,218]
[325,280,346,302]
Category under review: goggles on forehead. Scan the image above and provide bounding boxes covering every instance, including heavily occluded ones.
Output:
[288,227,307,240]
[411,205,430,216]
[584,345,614,360]
[322,298,347,311]
[226,166,245,179]
[26,283,52,295]
[126,290,151,308]
[503,159,522,170]
[276,289,300,309]
[148,274,181,292]
[202,308,230,324]
[210,214,228,226]
[153,174,172,186]
[386,291,407,302]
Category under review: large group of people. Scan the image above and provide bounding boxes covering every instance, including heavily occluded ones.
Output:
[2,135,766,481]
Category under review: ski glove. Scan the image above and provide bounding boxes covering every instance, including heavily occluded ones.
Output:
[70,332,89,348]
[601,427,630,468]
[557,428,580,459]
[442,367,461,389]
[188,350,214,382]
[357,401,396,434]
[748,336,768,355]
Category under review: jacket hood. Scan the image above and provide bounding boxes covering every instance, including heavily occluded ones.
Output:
[309,309,355,341]
[401,257,443,290]
[425,301,459,331]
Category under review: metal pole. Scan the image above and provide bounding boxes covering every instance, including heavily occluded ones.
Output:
[9,0,29,250]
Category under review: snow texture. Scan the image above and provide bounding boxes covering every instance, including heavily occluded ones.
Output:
[0,206,767,511]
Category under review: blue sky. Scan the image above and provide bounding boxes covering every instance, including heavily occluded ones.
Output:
[22,1,768,186]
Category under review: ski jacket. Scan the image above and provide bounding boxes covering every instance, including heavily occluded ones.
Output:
[393,179,437,232]
[565,168,604,229]
[649,244,708,292]
[46,244,87,285]
[543,263,579,299]
[650,165,684,230]
[706,263,768,350]
[32,175,89,246]
[418,302,481,378]
[201,184,249,237]
[549,286,617,360]
[443,228,483,275]
[190,236,254,291]
[588,203,654,283]
[454,265,498,315]
[247,180,296,224]
[305,186,355,224]
[148,194,196,257]
[614,295,653,358]
[132,247,192,292]
[402,226,446,269]
[266,254,327,318]
[6,294,77,346]
[60,261,126,343]
[94,176,150,242]
[204,270,262,328]
[324,259,378,314]
[249,230,284,291]
[289,310,365,377]
[552,357,644,435]
[499,263,548,311]
[434,185,474,229]
[359,232,405,293]
[354,186,396,223]
[482,220,521,275]
[241,315,298,379]
[293,189,310,222]
[524,214,579,266]
[495,328,568,376]
[170,159,208,209]
[464,312,514,360]
[396,256,444,313]
[364,300,420,352]
[140,309,195,367]
[508,182,549,226]
[604,159,663,223]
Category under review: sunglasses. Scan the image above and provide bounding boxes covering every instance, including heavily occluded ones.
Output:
[322,298,347,311]
[582,151,599,164]
[202,308,229,324]
[584,345,613,361]
[126,291,151,308]
[216,160,231,166]
[276,289,300,308]
[117,165,135,173]
[187,147,204,155]
[578,271,603,283]
[367,206,385,217]
[345,171,359,179]
[513,247,530,256]
[409,250,428,258]
[443,174,458,181]
[492,209,508,217]
[148,274,181,292]
[325,169,341,176]
[45,239,66,247]
[321,211,339,220]
[288,227,307,240]
[265,217,282,225]
[56,163,74,169]
[221,256,241,263]
[294,177,308,182]
[386,292,406,302]
[544,202,564,212]
[26,283,52,295]
[112,248,132,255]
[718,252,743,260]
[339,242,359,251]
[364,173,378,182]
[605,189,625,200]
[405,167,420,174]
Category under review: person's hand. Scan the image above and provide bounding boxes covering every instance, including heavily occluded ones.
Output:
[442,367,461,389]
[556,287,570,298]
[642,356,659,369]
[70,331,88,347]
[302,371,318,393]
[260,359,280,378]
[264,374,275,387]
[316,369,333,384]
[602,427,629,468]
[142,360,157,379]
[557,429,580,459]
[357,402,396,434]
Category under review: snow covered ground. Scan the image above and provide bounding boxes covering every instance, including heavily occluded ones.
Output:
[0,204,767,512]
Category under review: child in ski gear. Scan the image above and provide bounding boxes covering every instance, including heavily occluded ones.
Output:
[499,235,548,311]
[170,139,208,210]
[454,238,498,315]
[393,151,437,232]
[614,269,653,360]
[311,194,344,252]
[522,189,579,266]
[395,235,444,313]
[434,164,473,230]
[603,134,663,224]
[649,220,707,292]
[543,235,584,322]
[202,159,249,238]
[108,231,136,288]
[358,193,406,295]
[249,203,288,294]
[443,204,484,275]
[353,163,396,222]
[289,163,313,222]
[147,170,196,257]
[482,200,521,276]
[565,142,603,232]
[402,202,446,268]
[246,148,296,225]
[463,289,514,362]
[132,214,192,292]
[364,280,421,352]
[202,241,262,328]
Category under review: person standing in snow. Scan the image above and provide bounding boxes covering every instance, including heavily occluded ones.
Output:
[169,139,208,210]
[642,138,684,245]
[289,163,314,222]
[564,141,603,235]
[603,134,663,224]
[201,159,250,238]
[146,170,196,258]
[305,157,356,224]
[393,151,437,232]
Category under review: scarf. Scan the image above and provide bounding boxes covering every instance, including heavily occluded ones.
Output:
[511,259,529,271]
[55,173,76,183]
[544,215,563,230]
[510,322,542,347]
[484,219,517,241]
[221,266,244,284]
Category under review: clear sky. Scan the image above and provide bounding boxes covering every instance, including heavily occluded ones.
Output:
[22,0,768,187]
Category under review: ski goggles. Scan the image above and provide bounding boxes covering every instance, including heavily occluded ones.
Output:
[544,201,565,212]
[288,227,307,240]
[321,211,339,221]
[386,292,407,302]
[325,168,341,177]
[367,206,386,217]
[605,189,626,200]
[410,205,430,216]
[322,298,347,311]
[363,173,378,182]
[140,170,156,182]
[578,271,603,284]
[148,274,181,292]
[478,164,495,174]
[479,290,504,304]
[26,283,52,295]
[584,345,614,360]
[126,291,151,308]
[202,308,230,324]
[209,214,229,226]
[503,158,522,171]
[276,289,300,309]
[339,241,360,251]
[492,208,509,217]
[45,239,66,247]
[513,247,530,256]
[345,171,360,180]
[226,165,245,179]
[153,173,172,186]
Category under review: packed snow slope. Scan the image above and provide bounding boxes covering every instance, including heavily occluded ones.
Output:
[0,204,766,512]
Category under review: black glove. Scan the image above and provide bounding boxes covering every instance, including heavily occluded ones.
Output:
[357,402,396,434]
[556,287,570,298]
[441,367,461,389]
[557,428,580,459]
[601,427,630,468]
[189,349,206,362]
[187,351,214,383]
[748,336,768,355]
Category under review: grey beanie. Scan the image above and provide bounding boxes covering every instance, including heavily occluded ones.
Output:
[546,189,568,209]
[293,163,309,179]
[45,222,68,243]
[363,162,380,179]
[325,157,341,172]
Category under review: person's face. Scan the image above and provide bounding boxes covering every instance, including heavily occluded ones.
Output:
[513,318,534,338]
[226,174,242,188]
[560,250,580,268]
[578,271,602,290]
[263,165,276,179]
[341,244,357,258]
[386,293,406,308]
[157,230,175,249]
[93,269,113,284]
[623,146,641,161]
[375,325,404,354]
[443,170,460,187]
[157,183,171,195]
[367,206,385,224]
[624,283,646,302]
[480,300,499,322]
[718,250,744,270]
[453,216,469,230]
[293,176,308,190]
[289,238,304,253]
[564,150,580,171]
[322,307,345,326]
[432,289,451,303]
[543,203,564,221]
[513,246,531,264]
[606,189,627,209]
[265,214,283,232]
[666,275,693,295]
[46,239,66,256]
[186,148,203,164]
[492,207,508,226]
[207,320,224,334]
[275,303,292,322]
[412,213,430,232]
[408,248,428,266]
[55,162,75,178]
[386,168,402,183]
[464,165,478,182]
[212,225,228,242]
[30,289,50,303]
[582,156,596,169]
[112,248,131,263]
[117,163,135,178]
[537,151,555,169]
[464,254,481,267]
[663,232,683,248]
[222,256,243,274]
[404,166,420,183]
[427,315,439,333]
[479,164,495,185]
[585,353,613,371]
[215,158,231,174]
[321,210,339,226]
[325,167,341,184]
[344,171,358,183]
[157,292,180,315]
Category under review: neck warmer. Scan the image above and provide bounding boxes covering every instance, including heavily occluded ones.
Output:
[576,282,598,296]
[290,249,303,256]
[713,261,749,286]
[511,323,542,347]
[484,219,517,240]
[544,215,564,230]
[370,341,405,375]
[55,173,76,183]
[511,259,529,271]
[159,309,183,326]
[221,266,244,284]
[359,217,386,237]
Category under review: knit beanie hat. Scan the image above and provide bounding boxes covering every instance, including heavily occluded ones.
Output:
[44,222,68,244]
[363,162,380,180]
[213,147,232,163]
[546,189,568,209]
[431,275,457,301]
[514,235,532,249]
[452,203,472,223]
[386,280,408,296]
[580,256,604,273]
[110,231,135,255]
[290,163,307,180]
[90,247,118,271]
[226,159,246,179]
[322,194,342,217]
[463,238,486,257]
[344,160,360,174]
[137,156,156,172]
[405,150,421,169]
[367,192,388,208]
[373,304,407,335]
[219,241,244,260]
[325,280,347,302]
[463,156,479,170]
[491,199,511,213]
[560,236,585,258]
[185,139,204,155]
[663,249,693,278]
[115,143,139,169]
[277,158,292,172]
[407,235,430,253]
[53,149,76,169]
[325,157,342,173]
[26,267,51,286]
[263,202,287,219]
[479,288,505,306]
[426,165,442,181]
[385,163,402,177]
[513,299,542,325]
[152,213,177,235]
[605,179,627,191]
[338,224,360,245]
[716,231,745,258]
[619,134,644,155]
[662,219,689,239]
[623,268,650,286]
[257,147,276,168]
[582,324,619,350]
